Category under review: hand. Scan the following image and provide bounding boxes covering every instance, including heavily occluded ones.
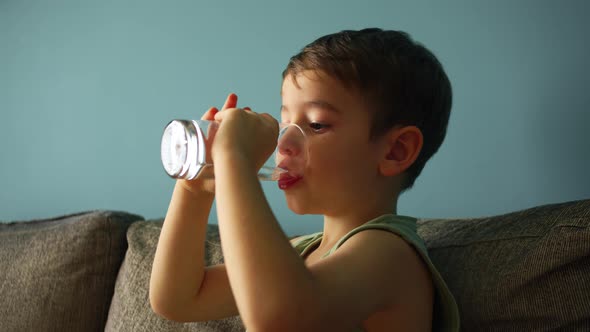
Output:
[178,93,239,195]
[211,107,279,174]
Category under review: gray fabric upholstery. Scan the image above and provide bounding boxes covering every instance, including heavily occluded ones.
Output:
[0,211,142,332]
[105,220,244,332]
[4,199,588,332]
[418,199,590,331]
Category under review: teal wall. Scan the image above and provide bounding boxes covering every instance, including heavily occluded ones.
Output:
[1,0,589,236]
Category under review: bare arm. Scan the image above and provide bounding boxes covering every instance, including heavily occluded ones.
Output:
[149,95,241,321]
[214,152,316,329]
[149,180,222,320]
[210,108,320,329]
[149,177,302,322]
[150,182,304,323]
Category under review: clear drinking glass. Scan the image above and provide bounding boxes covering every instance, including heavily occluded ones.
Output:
[160,119,307,181]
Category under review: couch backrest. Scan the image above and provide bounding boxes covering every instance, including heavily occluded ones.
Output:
[418,198,590,331]
[8,200,585,331]
[0,211,143,332]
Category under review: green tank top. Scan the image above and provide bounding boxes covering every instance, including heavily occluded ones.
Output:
[292,214,460,332]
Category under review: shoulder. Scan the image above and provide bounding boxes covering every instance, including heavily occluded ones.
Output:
[338,228,426,271]
[332,228,434,306]
[297,228,434,328]
[332,214,425,262]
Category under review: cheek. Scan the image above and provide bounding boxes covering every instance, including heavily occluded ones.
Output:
[308,141,371,180]
[308,143,341,172]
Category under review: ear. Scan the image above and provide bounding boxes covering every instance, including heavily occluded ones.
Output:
[379,126,423,177]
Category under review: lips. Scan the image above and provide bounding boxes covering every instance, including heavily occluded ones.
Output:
[278,173,302,190]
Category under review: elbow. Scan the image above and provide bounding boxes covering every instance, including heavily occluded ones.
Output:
[149,288,189,322]
[149,289,176,321]
[149,288,210,323]
[149,274,172,320]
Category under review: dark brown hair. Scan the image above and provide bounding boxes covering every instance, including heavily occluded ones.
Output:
[283,28,452,191]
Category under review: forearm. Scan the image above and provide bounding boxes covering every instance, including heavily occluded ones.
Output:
[214,153,315,327]
[150,180,215,312]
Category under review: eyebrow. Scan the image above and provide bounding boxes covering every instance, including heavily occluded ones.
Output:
[281,100,341,113]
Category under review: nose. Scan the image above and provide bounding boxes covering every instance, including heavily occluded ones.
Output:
[277,125,305,157]
[278,133,299,157]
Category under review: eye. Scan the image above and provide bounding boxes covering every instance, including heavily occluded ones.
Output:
[309,122,330,133]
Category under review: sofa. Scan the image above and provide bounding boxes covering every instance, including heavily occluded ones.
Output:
[1,198,589,332]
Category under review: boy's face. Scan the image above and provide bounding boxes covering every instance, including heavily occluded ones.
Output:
[279,70,387,217]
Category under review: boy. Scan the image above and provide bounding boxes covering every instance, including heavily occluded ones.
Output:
[150,28,460,331]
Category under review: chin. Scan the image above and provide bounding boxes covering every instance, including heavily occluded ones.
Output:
[285,197,316,215]
[286,201,307,215]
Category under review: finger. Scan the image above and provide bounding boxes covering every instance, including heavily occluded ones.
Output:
[201,107,219,121]
[213,109,235,122]
[221,93,238,111]
[213,109,226,122]
[214,107,247,122]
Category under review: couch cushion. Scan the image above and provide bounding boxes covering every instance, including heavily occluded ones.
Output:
[105,220,245,332]
[417,199,590,331]
[0,210,143,332]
